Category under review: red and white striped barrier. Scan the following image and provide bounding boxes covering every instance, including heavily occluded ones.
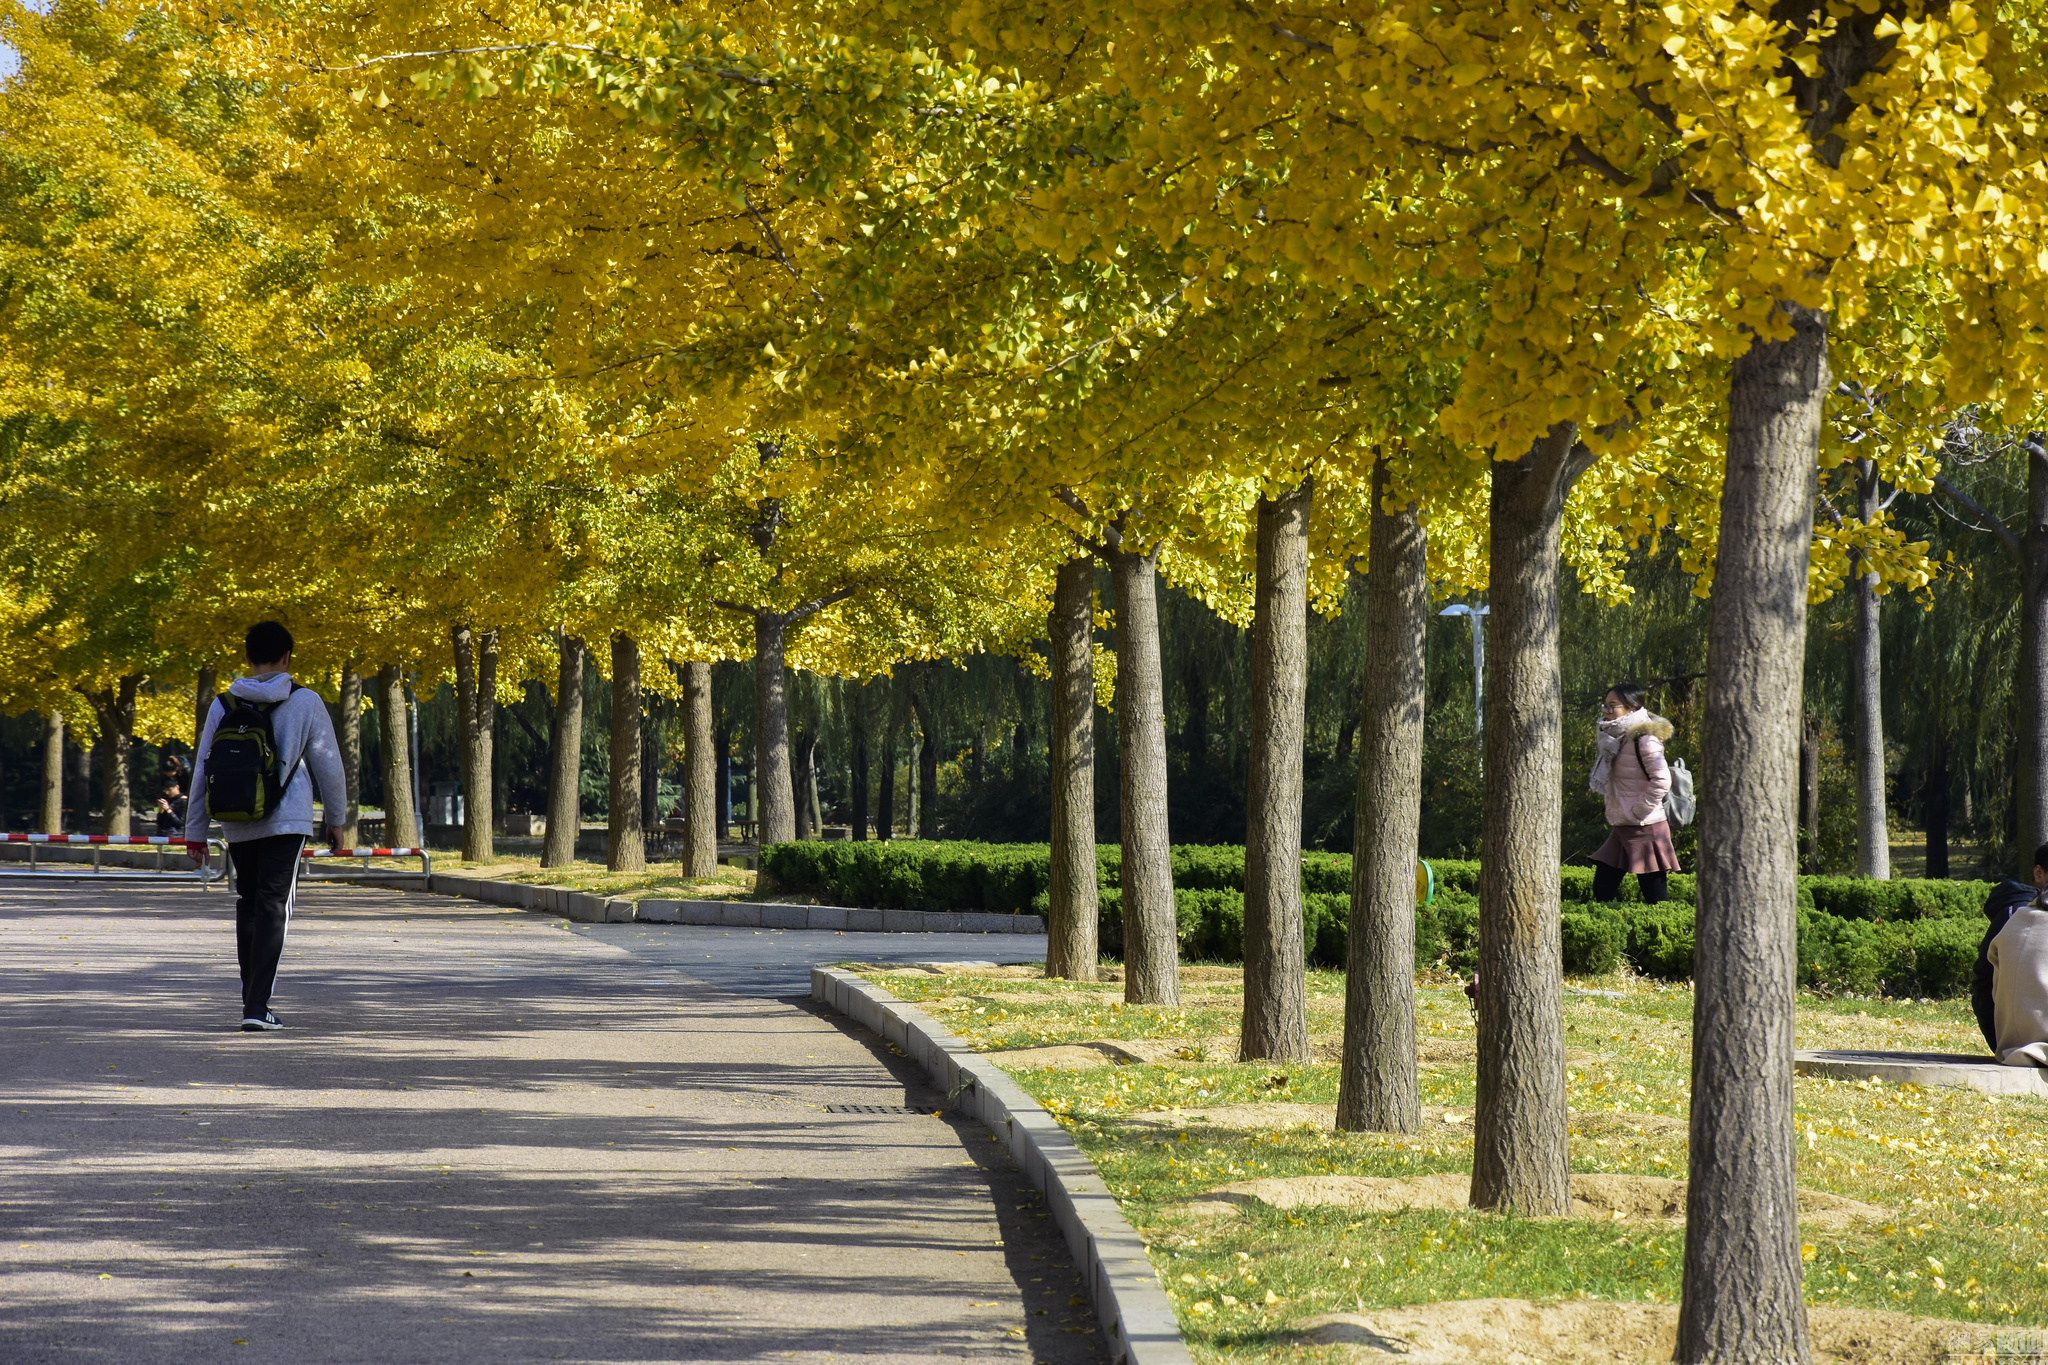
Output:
[2,833,185,845]
[293,844,433,884]
[303,846,428,859]
[2,834,431,885]
[0,832,227,886]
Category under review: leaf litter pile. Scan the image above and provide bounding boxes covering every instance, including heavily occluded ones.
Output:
[853,962,2048,1364]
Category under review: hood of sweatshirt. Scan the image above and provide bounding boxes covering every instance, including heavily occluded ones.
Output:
[227,672,296,703]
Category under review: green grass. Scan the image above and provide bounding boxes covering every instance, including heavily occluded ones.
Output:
[856,964,2048,1359]
[433,853,757,902]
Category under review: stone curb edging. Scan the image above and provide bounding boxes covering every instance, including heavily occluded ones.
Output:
[1795,1049,2048,1097]
[422,872,1046,934]
[811,966,1193,1365]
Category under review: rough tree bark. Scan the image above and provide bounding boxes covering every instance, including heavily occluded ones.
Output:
[851,682,871,842]
[683,661,718,879]
[40,711,63,833]
[716,728,732,839]
[1047,555,1100,981]
[910,672,941,840]
[751,614,794,847]
[1680,9,1891,1347]
[1678,307,1827,1365]
[608,633,645,872]
[81,675,142,836]
[337,663,363,847]
[793,731,818,840]
[1851,460,1889,879]
[879,682,900,840]
[1471,423,1589,1216]
[1109,535,1180,1007]
[194,666,216,748]
[1925,739,1951,879]
[1798,712,1820,873]
[542,635,585,867]
[2022,438,2048,857]
[1242,481,1313,1063]
[454,625,498,863]
[1339,458,1428,1132]
[376,665,419,849]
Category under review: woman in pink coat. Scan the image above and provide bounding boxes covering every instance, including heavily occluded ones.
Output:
[1589,681,1679,903]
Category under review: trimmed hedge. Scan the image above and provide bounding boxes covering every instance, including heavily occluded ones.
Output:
[760,840,1998,996]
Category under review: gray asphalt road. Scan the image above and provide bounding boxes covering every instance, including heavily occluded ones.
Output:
[0,879,1103,1364]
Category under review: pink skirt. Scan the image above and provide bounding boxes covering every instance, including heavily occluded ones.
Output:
[1593,821,1680,874]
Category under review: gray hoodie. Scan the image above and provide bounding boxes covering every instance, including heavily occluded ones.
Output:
[185,673,349,844]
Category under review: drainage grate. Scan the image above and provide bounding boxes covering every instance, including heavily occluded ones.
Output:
[825,1103,937,1115]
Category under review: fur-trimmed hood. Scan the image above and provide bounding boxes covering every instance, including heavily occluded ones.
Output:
[1618,715,1675,744]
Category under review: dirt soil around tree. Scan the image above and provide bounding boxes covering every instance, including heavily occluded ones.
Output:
[852,960,2048,1365]
[1291,1297,1968,1364]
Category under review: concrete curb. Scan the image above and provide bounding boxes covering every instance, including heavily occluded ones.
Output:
[421,872,1045,934]
[811,966,1193,1365]
[1795,1049,2048,1097]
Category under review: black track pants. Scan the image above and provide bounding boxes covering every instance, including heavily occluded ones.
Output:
[228,834,305,1016]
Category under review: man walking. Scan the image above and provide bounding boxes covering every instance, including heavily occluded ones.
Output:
[185,621,350,1032]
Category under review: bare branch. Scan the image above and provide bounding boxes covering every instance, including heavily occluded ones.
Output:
[1930,473,2022,556]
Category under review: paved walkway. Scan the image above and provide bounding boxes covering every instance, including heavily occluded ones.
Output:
[0,879,1106,1364]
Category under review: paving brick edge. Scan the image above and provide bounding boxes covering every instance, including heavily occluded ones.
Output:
[422,872,1045,934]
[811,965,1193,1365]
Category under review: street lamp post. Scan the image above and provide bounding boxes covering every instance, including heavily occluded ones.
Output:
[1439,604,1490,739]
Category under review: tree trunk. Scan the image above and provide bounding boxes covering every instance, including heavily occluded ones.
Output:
[1471,423,1583,1216]
[86,675,142,836]
[809,740,825,834]
[716,728,733,838]
[1677,306,1825,1365]
[1925,738,1950,880]
[911,676,941,839]
[542,635,584,867]
[879,684,899,840]
[642,712,661,832]
[2019,439,2048,857]
[608,633,645,872]
[1851,461,1889,879]
[377,665,420,848]
[683,662,718,879]
[1798,712,1820,873]
[851,682,871,841]
[753,613,795,846]
[1242,481,1313,1063]
[194,665,216,749]
[40,711,64,834]
[1340,458,1428,1133]
[454,625,497,863]
[337,663,363,847]
[794,732,818,840]
[1048,555,1100,980]
[1109,540,1180,1007]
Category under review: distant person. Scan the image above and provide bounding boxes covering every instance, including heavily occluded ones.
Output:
[1588,681,1678,905]
[154,781,188,836]
[1973,844,2048,1067]
[185,621,349,1033]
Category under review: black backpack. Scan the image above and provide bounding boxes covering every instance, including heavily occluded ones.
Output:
[205,686,306,823]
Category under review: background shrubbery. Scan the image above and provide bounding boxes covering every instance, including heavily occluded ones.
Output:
[761,841,1999,997]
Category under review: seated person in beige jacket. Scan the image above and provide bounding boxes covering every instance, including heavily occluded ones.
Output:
[1987,866,2048,1068]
